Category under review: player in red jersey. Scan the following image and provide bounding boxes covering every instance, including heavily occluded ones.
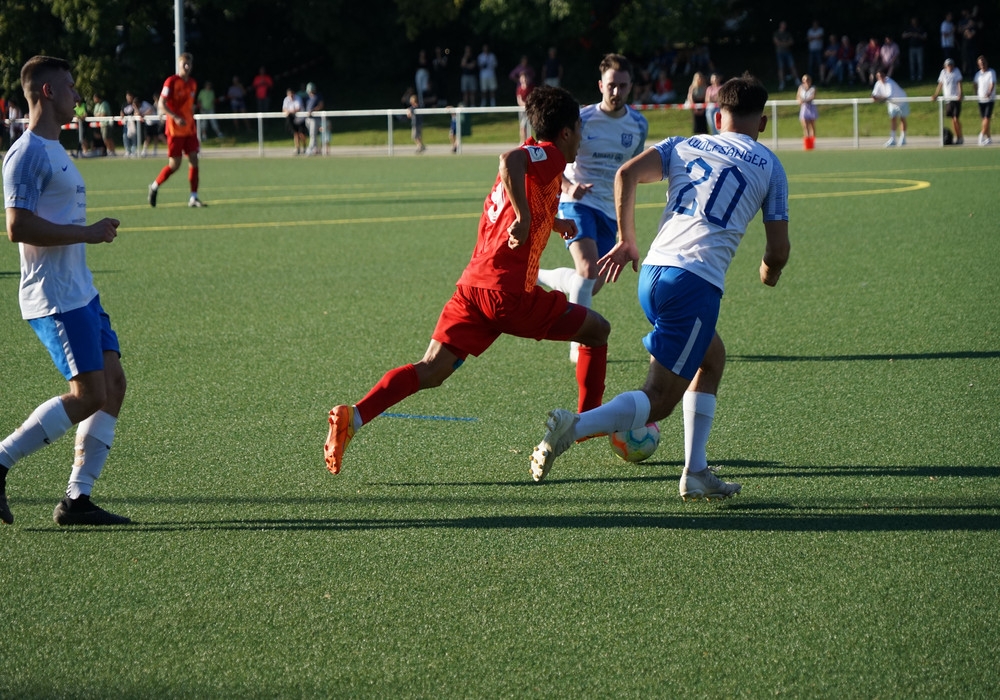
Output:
[324,86,610,475]
[147,53,203,208]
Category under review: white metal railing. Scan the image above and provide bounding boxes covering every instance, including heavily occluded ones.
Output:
[20,96,962,157]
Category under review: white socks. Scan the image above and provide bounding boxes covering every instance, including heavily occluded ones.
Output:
[683,391,716,474]
[0,397,73,469]
[67,411,117,499]
[537,267,576,294]
[574,390,650,440]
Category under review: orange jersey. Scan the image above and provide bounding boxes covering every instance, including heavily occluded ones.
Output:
[161,74,197,138]
[456,140,566,293]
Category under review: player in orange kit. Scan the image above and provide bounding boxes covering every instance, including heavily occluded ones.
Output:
[148,53,204,208]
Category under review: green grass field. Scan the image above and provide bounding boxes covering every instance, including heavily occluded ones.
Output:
[2,145,999,698]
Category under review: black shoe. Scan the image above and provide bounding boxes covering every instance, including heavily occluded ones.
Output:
[0,465,12,525]
[53,495,131,526]
[148,183,157,208]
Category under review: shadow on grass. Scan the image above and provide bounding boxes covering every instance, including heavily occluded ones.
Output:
[33,506,999,533]
[732,350,1000,362]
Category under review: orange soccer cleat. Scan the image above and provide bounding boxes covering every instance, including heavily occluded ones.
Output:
[324,405,355,475]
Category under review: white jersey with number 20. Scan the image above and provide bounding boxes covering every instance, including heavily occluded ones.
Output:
[643,132,789,292]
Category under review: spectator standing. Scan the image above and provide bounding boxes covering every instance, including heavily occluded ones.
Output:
[878,36,901,79]
[141,93,164,157]
[973,55,996,145]
[931,58,964,144]
[836,36,856,85]
[773,21,797,91]
[902,17,927,82]
[120,91,141,157]
[941,13,957,64]
[432,47,449,104]
[92,92,116,156]
[872,70,909,146]
[858,37,880,85]
[147,52,203,207]
[196,80,224,140]
[415,50,430,107]
[509,55,535,91]
[543,47,563,87]
[807,20,825,78]
[251,66,274,113]
[227,75,249,132]
[72,96,88,157]
[406,93,425,153]
[685,71,709,134]
[797,74,818,148]
[821,35,839,85]
[305,82,325,155]
[477,44,498,106]
[8,96,25,144]
[515,73,534,142]
[460,45,478,106]
[960,11,980,77]
[704,72,722,133]
[0,90,5,152]
[282,87,307,154]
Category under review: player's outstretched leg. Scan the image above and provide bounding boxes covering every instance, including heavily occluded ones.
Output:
[324,405,356,475]
[530,409,578,482]
[678,468,741,502]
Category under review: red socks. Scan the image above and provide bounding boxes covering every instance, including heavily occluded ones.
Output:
[576,344,607,413]
[355,364,420,425]
[189,165,199,193]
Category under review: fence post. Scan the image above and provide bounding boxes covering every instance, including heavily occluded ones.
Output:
[257,113,265,157]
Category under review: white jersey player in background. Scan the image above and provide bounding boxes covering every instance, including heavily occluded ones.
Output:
[530,72,790,501]
[537,53,648,362]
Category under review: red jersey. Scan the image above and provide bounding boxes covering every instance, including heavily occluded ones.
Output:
[456,139,566,293]
[161,74,197,138]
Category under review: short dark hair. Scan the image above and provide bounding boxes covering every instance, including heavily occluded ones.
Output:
[718,72,769,117]
[599,53,634,80]
[20,55,71,100]
[525,85,580,142]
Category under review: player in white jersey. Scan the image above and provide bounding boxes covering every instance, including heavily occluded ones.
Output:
[530,73,790,501]
[0,56,130,526]
[537,54,648,362]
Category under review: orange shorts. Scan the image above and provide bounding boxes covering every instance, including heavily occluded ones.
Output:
[167,133,200,158]
[432,284,587,359]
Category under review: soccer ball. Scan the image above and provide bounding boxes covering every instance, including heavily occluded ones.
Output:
[608,422,660,463]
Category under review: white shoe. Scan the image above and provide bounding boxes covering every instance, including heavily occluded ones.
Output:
[899,134,907,146]
[679,468,741,501]
[188,196,205,208]
[984,137,993,146]
[569,341,580,364]
[884,138,897,147]
[529,409,578,482]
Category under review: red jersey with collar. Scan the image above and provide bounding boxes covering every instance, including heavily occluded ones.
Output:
[161,74,197,138]
[456,139,566,293]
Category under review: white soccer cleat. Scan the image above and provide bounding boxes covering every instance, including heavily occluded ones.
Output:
[530,409,579,482]
[884,138,897,147]
[679,468,741,502]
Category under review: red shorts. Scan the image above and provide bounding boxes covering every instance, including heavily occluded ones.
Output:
[432,284,587,359]
[167,134,200,158]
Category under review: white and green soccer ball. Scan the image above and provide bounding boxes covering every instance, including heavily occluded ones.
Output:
[608,422,660,463]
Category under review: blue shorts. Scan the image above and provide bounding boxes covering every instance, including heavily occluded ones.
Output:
[28,296,120,380]
[557,201,618,258]
[637,265,721,380]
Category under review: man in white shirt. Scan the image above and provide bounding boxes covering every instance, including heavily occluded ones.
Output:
[537,54,649,363]
[1,55,130,526]
[973,55,996,145]
[530,73,790,502]
[872,70,909,146]
[931,58,964,144]
[477,44,498,107]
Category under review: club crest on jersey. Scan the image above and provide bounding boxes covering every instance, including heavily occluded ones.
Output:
[525,145,547,162]
[621,133,634,148]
